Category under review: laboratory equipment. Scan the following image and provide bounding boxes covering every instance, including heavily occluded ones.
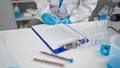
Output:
[107,34,120,68]
[109,1,120,32]
[110,14,120,21]
[34,58,64,67]
[100,14,107,32]
[100,44,111,56]
[0,35,20,68]
[14,4,21,19]
[93,14,108,46]
[41,51,73,63]
[100,14,108,40]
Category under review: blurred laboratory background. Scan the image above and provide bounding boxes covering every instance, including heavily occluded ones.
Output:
[0,0,119,31]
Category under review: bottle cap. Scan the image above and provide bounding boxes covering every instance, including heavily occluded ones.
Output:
[100,44,111,56]
[100,14,107,20]
[67,58,73,63]
[110,15,116,21]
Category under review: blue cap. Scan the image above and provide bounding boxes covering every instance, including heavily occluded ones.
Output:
[100,14,107,20]
[67,58,74,63]
[110,15,116,21]
[100,44,111,56]
[79,38,89,44]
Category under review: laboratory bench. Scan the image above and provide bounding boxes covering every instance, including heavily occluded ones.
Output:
[0,21,119,68]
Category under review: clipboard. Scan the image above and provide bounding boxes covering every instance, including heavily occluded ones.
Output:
[31,24,89,54]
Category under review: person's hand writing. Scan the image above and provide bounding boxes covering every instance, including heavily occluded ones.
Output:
[41,13,57,25]
[58,18,71,24]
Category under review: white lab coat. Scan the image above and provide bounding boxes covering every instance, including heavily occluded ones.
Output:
[34,0,98,23]
[111,5,120,14]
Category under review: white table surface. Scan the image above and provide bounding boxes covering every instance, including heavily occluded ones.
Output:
[0,21,119,68]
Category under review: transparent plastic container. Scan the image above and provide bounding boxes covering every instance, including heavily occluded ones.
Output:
[107,34,120,68]
[0,35,20,68]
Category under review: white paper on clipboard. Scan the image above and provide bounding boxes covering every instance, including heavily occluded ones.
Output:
[32,24,83,50]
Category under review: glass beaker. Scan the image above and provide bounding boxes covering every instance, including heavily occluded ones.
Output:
[107,34,120,68]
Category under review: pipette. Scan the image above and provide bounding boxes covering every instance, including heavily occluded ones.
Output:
[41,51,73,63]
[34,58,64,67]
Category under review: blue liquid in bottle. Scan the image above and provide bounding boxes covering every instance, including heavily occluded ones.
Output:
[14,4,21,19]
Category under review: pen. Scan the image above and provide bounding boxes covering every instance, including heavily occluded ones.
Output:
[41,51,73,63]
[34,58,64,67]
[57,0,63,20]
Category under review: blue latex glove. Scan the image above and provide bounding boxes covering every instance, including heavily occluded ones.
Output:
[41,13,57,25]
[58,18,71,24]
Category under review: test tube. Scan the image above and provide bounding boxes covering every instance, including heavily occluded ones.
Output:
[99,14,107,42]
[93,14,107,45]
[94,20,100,45]
[0,35,19,68]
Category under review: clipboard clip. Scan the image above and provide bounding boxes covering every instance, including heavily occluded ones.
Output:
[63,38,89,49]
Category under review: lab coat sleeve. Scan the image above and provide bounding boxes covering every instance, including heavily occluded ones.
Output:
[69,0,98,23]
[34,0,51,21]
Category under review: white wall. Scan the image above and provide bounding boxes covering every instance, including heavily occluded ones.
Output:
[0,0,17,31]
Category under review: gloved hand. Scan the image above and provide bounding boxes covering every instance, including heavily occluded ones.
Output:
[58,18,71,24]
[41,13,57,25]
